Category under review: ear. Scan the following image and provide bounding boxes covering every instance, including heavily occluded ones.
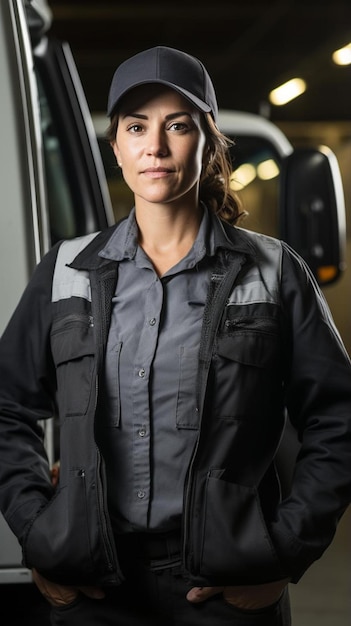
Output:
[111,141,122,166]
[202,145,213,169]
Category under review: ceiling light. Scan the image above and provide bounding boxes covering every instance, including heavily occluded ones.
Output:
[257,159,280,180]
[230,164,256,190]
[269,78,307,106]
[332,43,351,65]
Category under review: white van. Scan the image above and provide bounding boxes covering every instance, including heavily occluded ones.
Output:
[0,0,346,586]
[0,0,114,583]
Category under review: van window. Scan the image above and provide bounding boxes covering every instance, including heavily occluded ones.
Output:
[228,136,281,237]
[33,38,114,246]
[37,70,77,242]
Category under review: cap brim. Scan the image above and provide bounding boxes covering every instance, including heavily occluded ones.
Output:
[107,79,212,118]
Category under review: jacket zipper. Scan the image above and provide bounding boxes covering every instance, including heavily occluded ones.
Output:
[94,374,122,582]
[224,317,278,334]
[51,313,94,333]
[182,253,247,574]
[90,265,123,583]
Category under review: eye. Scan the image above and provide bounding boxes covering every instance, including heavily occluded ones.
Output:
[127,123,144,133]
[168,121,191,133]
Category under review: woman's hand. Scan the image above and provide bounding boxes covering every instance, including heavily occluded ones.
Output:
[50,461,60,488]
[186,578,290,610]
[32,568,105,607]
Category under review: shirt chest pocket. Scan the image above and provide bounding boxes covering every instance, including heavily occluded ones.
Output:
[51,315,96,418]
[176,346,200,429]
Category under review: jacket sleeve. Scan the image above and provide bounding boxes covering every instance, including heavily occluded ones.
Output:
[271,241,351,582]
[0,244,61,544]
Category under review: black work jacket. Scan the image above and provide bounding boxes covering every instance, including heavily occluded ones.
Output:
[0,215,350,587]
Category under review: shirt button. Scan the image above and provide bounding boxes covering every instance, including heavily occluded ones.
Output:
[137,490,145,499]
[149,318,156,326]
[138,368,146,378]
[139,428,146,437]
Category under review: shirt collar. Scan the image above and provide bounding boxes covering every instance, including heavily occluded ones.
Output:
[98,204,253,263]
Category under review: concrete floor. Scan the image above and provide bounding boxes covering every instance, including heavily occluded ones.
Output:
[289,505,351,626]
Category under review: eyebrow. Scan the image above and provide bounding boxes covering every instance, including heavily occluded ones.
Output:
[120,111,193,121]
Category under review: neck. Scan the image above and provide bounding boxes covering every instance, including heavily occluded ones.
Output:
[135,200,203,276]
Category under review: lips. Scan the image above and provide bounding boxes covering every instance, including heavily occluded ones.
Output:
[143,167,172,173]
[142,167,174,178]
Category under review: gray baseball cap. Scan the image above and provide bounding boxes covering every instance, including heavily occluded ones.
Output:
[107,46,218,122]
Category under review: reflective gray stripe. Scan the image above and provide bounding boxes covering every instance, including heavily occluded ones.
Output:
[227,230,282,306]
[51,229,282,307]
[51,232,99,303]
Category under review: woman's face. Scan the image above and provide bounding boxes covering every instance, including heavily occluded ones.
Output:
[111,84,207,208]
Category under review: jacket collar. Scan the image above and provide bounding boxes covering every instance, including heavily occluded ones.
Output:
[211,215,257,258]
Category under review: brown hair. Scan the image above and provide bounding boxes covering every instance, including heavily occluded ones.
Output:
[106,112,245,226]
[199,113,245,225]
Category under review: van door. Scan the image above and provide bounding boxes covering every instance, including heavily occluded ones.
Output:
[0,0,114,583]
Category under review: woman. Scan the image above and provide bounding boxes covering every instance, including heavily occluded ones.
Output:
[0,46,350,626]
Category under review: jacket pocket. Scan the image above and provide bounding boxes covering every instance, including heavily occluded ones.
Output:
[218,316,280,367]
[51,314,95,417]
[199,471,284,582]
[23,467,106,584]
[213,321,282,420]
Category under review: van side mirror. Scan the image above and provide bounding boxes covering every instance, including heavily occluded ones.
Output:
[279,147,346,286]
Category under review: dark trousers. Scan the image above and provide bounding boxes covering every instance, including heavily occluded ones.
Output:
[50,532,291,626]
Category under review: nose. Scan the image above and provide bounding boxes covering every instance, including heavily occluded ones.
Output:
[146,128,169,157]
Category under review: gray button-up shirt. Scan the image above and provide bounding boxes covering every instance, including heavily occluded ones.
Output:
[99,207,216,532]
